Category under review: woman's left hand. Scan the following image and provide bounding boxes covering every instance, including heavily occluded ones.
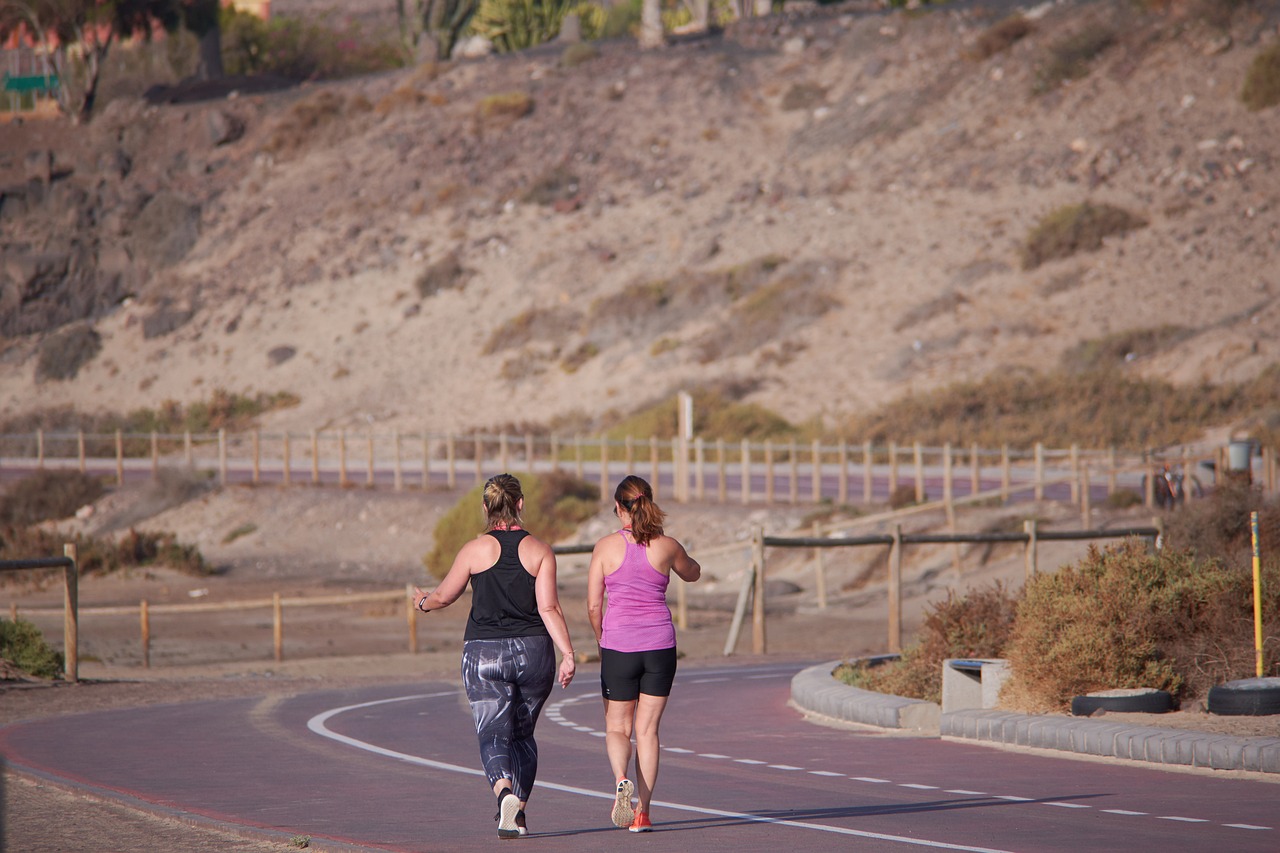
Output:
[411,586,430,611]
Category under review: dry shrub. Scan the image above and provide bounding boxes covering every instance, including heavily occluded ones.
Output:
[1241,43,1280,112]
[842,583,1020,704]
[1032,24,1116,93]
[0,525,212,577]
[560,342,599,373]
[36,323,101,382]
[1021,202,1146,270]
[522,165,580,206]
[477,91,533,121]
[694,267,838,363]
[969,14,1033,60]
[0,618,64,678]
[416,252,468,298]
[423,471,597,578]
[1059,325,1192,373]
[264,90,372,156]
[375,85,426,116]
[560,42,600,68]
[780,82,826,111]
[0,470,106,527]
[888,483,921,509]
[483,306,581,355]
[603,386,793,444]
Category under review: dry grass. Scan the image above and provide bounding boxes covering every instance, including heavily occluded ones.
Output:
[1021,202,1146,270]
[968,14,1034,61]
[1032,23,1116,94]
[1241,42,1280,112]
[265,91,373,157]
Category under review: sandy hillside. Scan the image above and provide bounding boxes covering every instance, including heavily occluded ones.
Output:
[0,0,1277,437]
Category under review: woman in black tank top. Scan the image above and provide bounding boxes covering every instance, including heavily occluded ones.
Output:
[411,474,577,839]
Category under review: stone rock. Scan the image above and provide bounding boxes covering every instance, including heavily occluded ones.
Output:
[207,110,246,147]
[142,301,197,339]
[268,345,297,366]
[131,192,202,268]
[456,36,494,59]
[24,150,52,185]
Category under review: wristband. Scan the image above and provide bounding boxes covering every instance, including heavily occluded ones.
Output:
[418,595,430,612]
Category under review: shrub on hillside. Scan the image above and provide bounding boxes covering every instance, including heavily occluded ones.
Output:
[969,14,1033,61]
[265,91,373,156]
[1021,202,1146,270]
[0,470,107,527]
[477,91,534,121]
[0,618,64,679]
[36,323,101,383]
[1241,43,1280,112]
[0,526,213,577]
[1059,325,1192,373]
[423,471,597,578]
[221,7,403,80]
[470,0,586,52]
[1032,24,1115,93]
[837,583,1020,704]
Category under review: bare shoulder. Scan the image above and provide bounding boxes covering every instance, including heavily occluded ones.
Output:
[517,532,554,560]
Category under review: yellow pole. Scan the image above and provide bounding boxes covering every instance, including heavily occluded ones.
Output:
[1252,511,1264,677]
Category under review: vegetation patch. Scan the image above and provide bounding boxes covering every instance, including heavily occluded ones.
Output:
[694,268,838,363]
[603,386,795,443]
[221,7,403,80]
[560,42,600,69]
[1,526,213,577]
[265,90,374,157]
[477,91,534,121]
[0,470,106,527]
[423,472,598,578]
[780,82,826,112]
[1020,202,1146,270]
[969,14,1033,61]
[1032,24,1116,94]
[560,342,599,373]
[0,617,64,679]
[416,252,469,298]
[36,323,101,382]
[222,523,258,544]
[1240,43,1280,112]
[522,166,581,206]
[483,306,582,355]
[1059,325,1193,373]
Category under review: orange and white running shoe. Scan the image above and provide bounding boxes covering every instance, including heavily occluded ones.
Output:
[611,779,635,828]
[628,811,653,833]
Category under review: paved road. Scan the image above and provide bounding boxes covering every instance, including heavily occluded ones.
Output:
[3,661,1276,852]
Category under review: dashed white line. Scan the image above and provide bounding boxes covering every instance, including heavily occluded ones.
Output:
[1225,824,1271,831]
[809,771,845,777]
[1102,809,1148,816]
[900,784,939,790]
[699,753,731,759]
[1158,816,1210,823]
[945,790,988,796]
[852,777,892,784]
[1043,803,1090,809]
[735,759,767,765]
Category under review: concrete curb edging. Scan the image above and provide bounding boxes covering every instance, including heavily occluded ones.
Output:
[790,661,1280,775]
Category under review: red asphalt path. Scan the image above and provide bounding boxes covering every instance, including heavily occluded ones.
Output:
[2,660,1277,852]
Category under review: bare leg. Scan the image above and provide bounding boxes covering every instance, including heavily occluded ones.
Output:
[603,697,637,783]
[632,693,669,814]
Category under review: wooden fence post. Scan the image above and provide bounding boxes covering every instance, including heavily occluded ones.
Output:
[474,435,483,485]
[549,434,559,474]
[525,433,535,470]
[63,542,78,683]
[889,525,902,654]
[625,436,634,473]
[393,430,402,491]
[813,522,826,609]
[339,430,349,488]
[838,439,848,505]
[500,433,509,472]
[751,525,766,655]
[913,442,924,504]
[811,438,821,504]
[150,431,159,479]
[674,573,688,630]
[970,443,980,495]
[1034,442,1045,501]
[1001,444,1010,502]
[600,436,610,500]
[446,433,456,489]
[252,429,260,484]
[78,430,86,473]
[944,443,960,573]
[1143,450,1154,507]
[741,439,751,505]
[1024,519,1038,580]
[273,592,284,662]
[140,598,150,669]
[574,436,584,480]
[117,429,126,486]
[1080,465,1091,528]
[216,429,226,486]
[407,582,418,654]
[650,436,660,501]
[1069,443,1079,504]
[283,432,291,486]
[694,437,705,501]
[764,441,775,503]
[311,430,320,485]
[863,441,873,504]
[1107,446,1117,495]
[717,439,727,503]
[422,433,430,491]
[37,428,44,469]
[184,430,193,469]
[888,441,898,496]
[789,438,799,504]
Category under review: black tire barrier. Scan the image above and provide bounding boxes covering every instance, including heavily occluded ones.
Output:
[1207,677,1280,717]
[1070,688,1174,716]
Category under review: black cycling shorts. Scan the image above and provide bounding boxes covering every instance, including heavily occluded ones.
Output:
[599,646,678,701]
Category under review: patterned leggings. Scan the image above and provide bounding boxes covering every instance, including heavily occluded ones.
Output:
[461,635,555,801]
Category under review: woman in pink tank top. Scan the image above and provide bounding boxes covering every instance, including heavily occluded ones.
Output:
[587,475,700,833]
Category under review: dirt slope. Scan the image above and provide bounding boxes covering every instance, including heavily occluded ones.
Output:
[1,0,1278,436]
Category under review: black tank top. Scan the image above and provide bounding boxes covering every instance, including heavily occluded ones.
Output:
[464,529,550,641]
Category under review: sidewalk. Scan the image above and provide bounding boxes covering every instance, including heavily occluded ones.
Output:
[790,662,1280,776]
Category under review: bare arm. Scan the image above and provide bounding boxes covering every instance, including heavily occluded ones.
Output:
[531,540,576,689]
[586,539,608,645]
[411,538,482,613]
[669,538,701,583]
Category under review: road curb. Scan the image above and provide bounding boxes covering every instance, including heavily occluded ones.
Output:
[790,661,1280,775]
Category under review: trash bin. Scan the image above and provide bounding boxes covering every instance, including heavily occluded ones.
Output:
[1228,440,1255,482]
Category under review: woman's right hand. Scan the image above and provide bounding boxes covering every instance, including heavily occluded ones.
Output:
[557,654,576,689]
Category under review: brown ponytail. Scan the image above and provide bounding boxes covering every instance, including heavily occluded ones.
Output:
[483,473,523,530]
[615,475,665,545]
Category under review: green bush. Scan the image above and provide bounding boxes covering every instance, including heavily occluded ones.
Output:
[1241,43,1280,112]
[837,583,1019,704]
[598,0,640,39]
[0,618,64,679]
[0,470,107,527]
[221,7,404,80]
[1021,202,1146,270]
[469,0,583,53]
[1032,24,1115,94]
[423,471,598,578]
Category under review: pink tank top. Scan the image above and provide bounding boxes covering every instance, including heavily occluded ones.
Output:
[600,530,675,653]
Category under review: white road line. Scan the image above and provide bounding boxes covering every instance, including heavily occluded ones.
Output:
[308,694,1022,852]
[852,777,892,783]
[699,753,731,759]
[735,759,768,765]
[1102,809,1147,816]
[901,784,939,790]
[810,771,845,777]
[769,764,804,771]
[1043,803,1090,809]
[946,790,988,796]
[1225,824,1272,831]
[1158,816,1210,823]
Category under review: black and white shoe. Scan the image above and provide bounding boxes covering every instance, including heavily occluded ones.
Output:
[497,791,521,840]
